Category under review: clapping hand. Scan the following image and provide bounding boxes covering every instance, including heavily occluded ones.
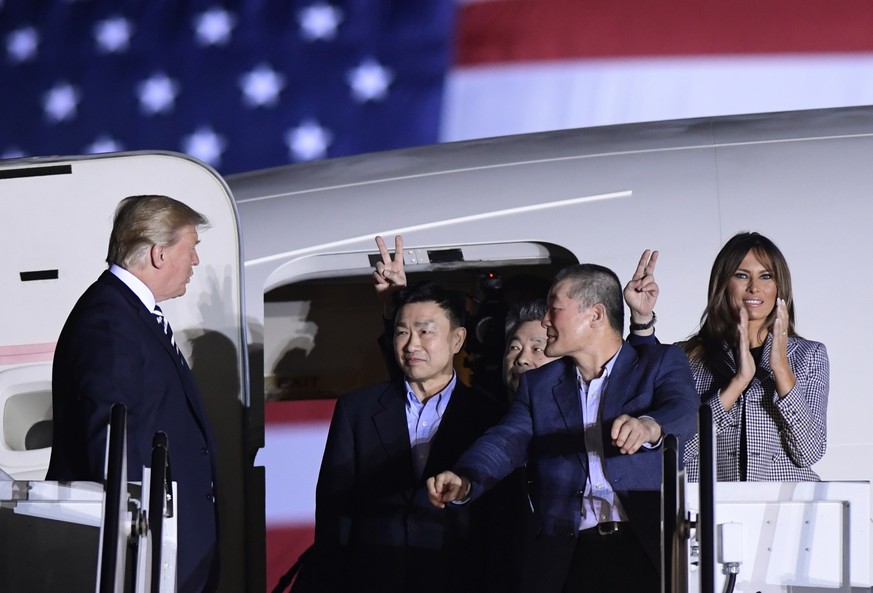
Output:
[770,298,796,397]
[734,307,755,390]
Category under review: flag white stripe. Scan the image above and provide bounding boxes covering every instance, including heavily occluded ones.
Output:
[260,422,330,525]
[441,53,873,142]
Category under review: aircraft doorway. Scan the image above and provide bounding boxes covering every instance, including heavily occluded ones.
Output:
[258,241,577,589]
[263,242,577,404]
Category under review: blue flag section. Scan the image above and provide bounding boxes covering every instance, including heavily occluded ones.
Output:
[0,1,455,174]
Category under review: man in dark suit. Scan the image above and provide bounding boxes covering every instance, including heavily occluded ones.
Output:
[314,280,525,593]
[47,195,219,593]
[428,263,699,593]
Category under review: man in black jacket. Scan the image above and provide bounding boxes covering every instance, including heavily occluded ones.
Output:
[314,276,525,593]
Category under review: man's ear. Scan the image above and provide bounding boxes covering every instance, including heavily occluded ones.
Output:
[150,244,165,269]
[451,326,467,354]
[590,303,608,328]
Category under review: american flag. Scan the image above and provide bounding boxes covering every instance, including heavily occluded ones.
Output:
[6,1,873,177]
[0,0,454,175]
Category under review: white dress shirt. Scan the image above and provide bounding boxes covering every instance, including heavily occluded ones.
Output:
[577,348,629,530]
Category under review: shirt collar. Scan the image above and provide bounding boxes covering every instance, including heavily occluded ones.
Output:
[109,264,156,311]
[404,371,457,412]
[576,343,622,388]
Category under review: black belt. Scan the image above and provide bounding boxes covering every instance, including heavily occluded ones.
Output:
[579,521,626,536]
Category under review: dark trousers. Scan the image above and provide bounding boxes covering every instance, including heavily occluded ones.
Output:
[522,525,659,593]
[564,525,659,592]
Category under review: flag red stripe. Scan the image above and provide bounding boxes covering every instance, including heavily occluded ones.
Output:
[266,525,315,592]
[264,399,336,425]
[456,0,873,66]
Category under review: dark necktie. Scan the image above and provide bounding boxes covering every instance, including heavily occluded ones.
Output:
[152,305,186,366]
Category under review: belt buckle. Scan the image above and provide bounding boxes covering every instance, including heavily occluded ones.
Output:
[596,521,620,536]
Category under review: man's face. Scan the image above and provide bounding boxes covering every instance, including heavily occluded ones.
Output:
[542,279,591,358]
[503,320,555,393]
[394,301,464,392]
[155,224,200,302]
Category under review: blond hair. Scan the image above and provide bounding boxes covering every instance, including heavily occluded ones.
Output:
[106,195,208,269]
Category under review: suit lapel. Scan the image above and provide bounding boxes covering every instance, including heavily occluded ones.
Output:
[552,363,581,429]
[100,271,212,436]
[373,384,415,497]
[601,344,639,421]
[711,341,740,388]
[551,359,588,470]
[133,298,207,419]
[100,271,182,366]
[423,383,472,479]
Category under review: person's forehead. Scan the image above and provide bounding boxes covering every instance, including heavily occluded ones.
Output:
[397,300,448,323]
[738,250,771,269]
[548,279,572,299]
[174,224,199,243]
[512,320,547,341]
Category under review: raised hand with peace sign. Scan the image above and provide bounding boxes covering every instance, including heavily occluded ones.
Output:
[623,249,659,336]
[373,235,407,317]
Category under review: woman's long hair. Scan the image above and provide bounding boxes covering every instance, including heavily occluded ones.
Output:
[684,232,797,362]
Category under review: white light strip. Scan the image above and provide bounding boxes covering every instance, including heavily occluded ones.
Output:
[244,189,631,267]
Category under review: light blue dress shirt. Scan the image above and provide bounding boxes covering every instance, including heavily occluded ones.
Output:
[405,372,457,478]
[577,347,629,530]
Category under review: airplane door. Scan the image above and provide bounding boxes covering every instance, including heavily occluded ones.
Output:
[0,152,256,593]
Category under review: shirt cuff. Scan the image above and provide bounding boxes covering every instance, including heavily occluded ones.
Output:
[639,415,663,449]
[450,480,473,505]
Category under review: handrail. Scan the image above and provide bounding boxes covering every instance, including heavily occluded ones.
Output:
[98,403,128,593]
[698,404,716,593]
[148,432,170,593]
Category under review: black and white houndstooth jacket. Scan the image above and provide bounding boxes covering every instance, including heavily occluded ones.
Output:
[683,333,829,482]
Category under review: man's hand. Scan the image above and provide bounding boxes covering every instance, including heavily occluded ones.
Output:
[426,471,470,508]
[623,249,659,334]
[611,414,661,454]
[373,235,407,313]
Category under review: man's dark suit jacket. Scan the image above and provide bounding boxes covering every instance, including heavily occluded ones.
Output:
[46,270,219,593]
[314,379,527,593]
[455,342,699,593]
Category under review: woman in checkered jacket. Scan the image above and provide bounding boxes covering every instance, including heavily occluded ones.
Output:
[680,232,829,482]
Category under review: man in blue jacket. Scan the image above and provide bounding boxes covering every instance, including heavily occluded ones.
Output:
[428,262,698,592]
